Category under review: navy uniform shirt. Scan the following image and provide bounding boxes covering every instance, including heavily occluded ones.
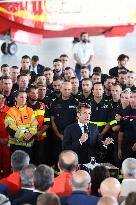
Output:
[90,97,111,132]
[75,92,92,105]
[51,97,78,134]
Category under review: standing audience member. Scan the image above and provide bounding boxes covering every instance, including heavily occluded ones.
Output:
[73,32,94,79]
[0,150,30,193]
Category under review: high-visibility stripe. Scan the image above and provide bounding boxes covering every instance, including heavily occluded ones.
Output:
[44,118,50,122]
[89,121,107,126]
[34,110,45,116]
[110,120,117,126]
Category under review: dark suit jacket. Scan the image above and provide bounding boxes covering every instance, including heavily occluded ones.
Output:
[63,123,99,164]
[12,191,41,205]
[37,64,44,74]
[61,191,100,205]
[9,188,33,203]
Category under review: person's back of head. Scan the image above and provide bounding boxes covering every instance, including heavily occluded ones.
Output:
[100,177,121,199]
[20,164,36,188]
[58,150,78,172]
[122,158,136,179]
[97,196,118,205]
[125,192,136,205]
[34,164,54,192]
[72,170,91,192]
[0,194,11,205]
[11,150,30,172]
[91,165,110,196]
[37,192,60,205]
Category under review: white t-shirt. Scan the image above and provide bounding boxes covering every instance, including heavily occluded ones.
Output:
[73,42,94,64]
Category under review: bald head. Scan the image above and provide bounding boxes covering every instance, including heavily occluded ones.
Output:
[100,177,121,198]
[97,196,118,205]
[72,170,91,191]
[58,150,78,172]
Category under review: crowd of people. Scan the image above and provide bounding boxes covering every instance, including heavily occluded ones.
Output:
[0,31,136,204]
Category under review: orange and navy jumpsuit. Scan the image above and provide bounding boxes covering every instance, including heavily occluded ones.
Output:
[27,101,50,165]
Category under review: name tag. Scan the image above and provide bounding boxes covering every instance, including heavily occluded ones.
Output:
[69,105,75,109]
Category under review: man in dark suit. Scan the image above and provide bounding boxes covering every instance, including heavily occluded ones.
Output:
[61,170,100,205]
[12,164,54,205]
[63,103,114,164]
[31,55,44,74]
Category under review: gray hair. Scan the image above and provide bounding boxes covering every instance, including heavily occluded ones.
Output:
[11,150,30,171]
[34,164,54,192]
[122,158,136,178]
[20,164,36,188]
[0,194,11,205]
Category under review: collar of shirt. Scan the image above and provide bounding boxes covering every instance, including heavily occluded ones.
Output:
[30,65,38,74]
[78,120,87,133]
[33,189,45,193]
[21,187,34,191]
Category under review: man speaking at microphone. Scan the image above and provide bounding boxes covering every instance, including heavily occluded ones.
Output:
[63,103,113,164]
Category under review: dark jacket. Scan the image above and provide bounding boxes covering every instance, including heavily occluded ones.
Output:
[63,123,100,164]
[60,191,100,205]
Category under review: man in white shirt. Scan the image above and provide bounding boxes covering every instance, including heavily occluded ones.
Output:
[73,32,94,79]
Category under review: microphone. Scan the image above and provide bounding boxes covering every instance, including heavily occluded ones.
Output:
[84,124,89,134]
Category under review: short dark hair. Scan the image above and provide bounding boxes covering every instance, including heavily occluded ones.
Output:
[17,74,28,80]
[27,85,38,93]
[117,54,129,61]
[76,103,91,113]
[34,165,54,191]
[93,67,102,73]
[37,193,60,205]
[64,67,73,71]
[11,66,19,69]
[32,55,39,62]
[118,70,128,75]
[15,90,27,98]
[1,64,9,69]
[80,66,89,70]
[20,69,31,75]
[11,150,30,171]
[59,151,78,172]
[60,54,68,58]
[2,76,12,81]
[82,78,92,83]
[22,55,30,60]
[53,58,61,63]
[92,82,104,90]
[111,82,122,89]
[80,32,88,37]
[43,67,53,72]
[92,72,101,77]
[53,76,63,81]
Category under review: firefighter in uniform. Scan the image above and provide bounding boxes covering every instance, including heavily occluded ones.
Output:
[118,90,136,162]
[76,78,92,105]
[0,93,11,178]
[27,85,50,165]
[5,90,38,159]
[51,81,78,164]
